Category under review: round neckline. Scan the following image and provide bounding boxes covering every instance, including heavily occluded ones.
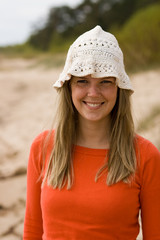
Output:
[73,144,109,156]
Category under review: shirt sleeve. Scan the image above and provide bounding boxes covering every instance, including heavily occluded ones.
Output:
[139,141,160,240]
[23,132,47,240]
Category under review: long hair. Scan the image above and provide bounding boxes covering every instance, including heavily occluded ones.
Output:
[42,81,77,189]
[95,88,136,185]
[42,81,136,189]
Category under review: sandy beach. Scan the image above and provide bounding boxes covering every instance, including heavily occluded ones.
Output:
[0,57,159,240]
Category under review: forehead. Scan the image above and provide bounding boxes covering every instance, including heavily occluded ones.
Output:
[71,75,116,81]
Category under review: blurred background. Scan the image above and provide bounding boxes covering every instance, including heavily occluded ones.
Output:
[0,0,160,239]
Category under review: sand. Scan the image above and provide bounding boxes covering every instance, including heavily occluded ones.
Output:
[0,57,159,240]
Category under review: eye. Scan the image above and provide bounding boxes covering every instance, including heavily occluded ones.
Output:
[100,80,114,84]
[77,79,88,84]
[71,78,89,87]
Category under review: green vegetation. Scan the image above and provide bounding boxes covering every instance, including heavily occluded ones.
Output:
[0,42,41,59]
[31,53,66,69]
[114,3,160,72]
[27,0,159,52]
[0,0,160,71]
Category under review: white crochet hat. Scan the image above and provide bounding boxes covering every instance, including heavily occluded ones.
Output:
[53,25,133,92]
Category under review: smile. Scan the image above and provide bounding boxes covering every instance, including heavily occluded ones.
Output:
[83,101,104,109]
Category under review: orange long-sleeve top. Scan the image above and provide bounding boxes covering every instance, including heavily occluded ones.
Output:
[23,131,160,240]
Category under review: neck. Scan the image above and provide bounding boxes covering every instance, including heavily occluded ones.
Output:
[76,117,111,149]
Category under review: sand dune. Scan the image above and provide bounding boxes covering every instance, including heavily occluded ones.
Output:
[0,58,159,239]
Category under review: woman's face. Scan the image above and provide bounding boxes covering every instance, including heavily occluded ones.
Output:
[71,75,118,125]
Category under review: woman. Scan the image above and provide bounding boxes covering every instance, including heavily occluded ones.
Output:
[23,26,160,240]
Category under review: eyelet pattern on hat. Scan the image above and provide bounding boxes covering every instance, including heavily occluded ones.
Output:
[53,25,134,93]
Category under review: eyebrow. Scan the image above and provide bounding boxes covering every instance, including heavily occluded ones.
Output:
[101,77,115,80]
[76,76,115,80]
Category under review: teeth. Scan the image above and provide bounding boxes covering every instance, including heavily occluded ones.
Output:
[87,103,101,107]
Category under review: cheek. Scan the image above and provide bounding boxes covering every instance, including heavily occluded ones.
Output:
[71,89,78,106]
[112,89,118,103]
[103,87,118,102]
[71,87,85,105]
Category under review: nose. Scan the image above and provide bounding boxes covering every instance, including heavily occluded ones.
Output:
[87,84,101,97]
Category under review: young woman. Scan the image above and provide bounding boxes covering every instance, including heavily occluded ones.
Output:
[23,26,160,240]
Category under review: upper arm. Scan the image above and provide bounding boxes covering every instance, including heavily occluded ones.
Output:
[23,133,47,239]
[139,143,160,239]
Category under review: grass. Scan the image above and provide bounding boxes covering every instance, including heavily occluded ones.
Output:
[33,53,66,69]
[0,46,66,70]
[0,43,41,59]
[112,3,160,72]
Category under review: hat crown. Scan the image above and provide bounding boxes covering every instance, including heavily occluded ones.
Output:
[73,25,118,46]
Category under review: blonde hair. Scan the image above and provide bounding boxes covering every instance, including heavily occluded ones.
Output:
[43,81,136,189]
[95,88,136,185]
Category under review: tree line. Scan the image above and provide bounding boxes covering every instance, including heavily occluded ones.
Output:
[28,0,159,51]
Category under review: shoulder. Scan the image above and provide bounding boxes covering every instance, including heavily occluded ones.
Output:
[135,134,160,157]
[30,130,54,152]
[135,134,160,176]
[29,130,54,161]
[28,130,55,176]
